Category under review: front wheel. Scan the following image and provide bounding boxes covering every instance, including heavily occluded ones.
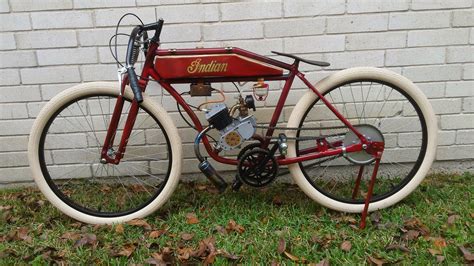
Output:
[28,82,182,224]
[287,67,437,213]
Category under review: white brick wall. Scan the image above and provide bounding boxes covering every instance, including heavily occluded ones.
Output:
[0,0,473,184]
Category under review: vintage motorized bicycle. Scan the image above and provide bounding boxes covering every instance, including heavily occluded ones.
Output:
[28,17,437,227]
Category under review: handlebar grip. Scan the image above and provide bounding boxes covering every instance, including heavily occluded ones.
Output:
[141,19,164,41]
[127,68,143,103]
[154,18,164,40]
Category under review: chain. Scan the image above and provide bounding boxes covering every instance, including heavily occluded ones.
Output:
[276,154,342,177]
[255,125,349,131]
[255,124,348,141]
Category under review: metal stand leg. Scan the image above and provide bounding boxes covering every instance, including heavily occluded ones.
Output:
[352,166,365,199]
[359,152,382,229]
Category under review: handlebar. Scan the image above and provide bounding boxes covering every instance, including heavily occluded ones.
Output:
[125,19,164,103]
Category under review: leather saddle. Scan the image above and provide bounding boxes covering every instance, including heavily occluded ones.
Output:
[271,51,330,67]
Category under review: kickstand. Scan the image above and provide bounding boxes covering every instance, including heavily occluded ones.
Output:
[359,151,382,229]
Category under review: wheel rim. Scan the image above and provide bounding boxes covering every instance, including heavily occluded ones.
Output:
[38,93,172,217]
[296,79,428,204]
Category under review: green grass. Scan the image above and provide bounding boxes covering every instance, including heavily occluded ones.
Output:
[1,173,473,265]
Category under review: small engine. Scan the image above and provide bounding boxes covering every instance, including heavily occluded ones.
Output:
[205,103,256,151]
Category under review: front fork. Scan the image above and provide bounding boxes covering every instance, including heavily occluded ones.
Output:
[100,76,141,165]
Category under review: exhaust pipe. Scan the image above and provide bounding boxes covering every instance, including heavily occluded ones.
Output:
[194,127,228,192]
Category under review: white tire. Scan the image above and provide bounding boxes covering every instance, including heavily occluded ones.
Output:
[287,67,437,213]
[28,82,182,224]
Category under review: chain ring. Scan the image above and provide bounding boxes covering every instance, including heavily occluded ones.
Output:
[237,148,278,188]
[237,142,262,159]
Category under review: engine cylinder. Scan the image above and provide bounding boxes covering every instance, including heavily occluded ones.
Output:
[205,103,233,130]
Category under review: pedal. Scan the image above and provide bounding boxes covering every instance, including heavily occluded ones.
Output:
[278,133,288,156]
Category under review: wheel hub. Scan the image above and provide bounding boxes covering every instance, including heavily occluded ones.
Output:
[343,124,384,165]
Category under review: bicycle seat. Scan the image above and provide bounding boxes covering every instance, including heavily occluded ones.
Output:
[271,51,330,67]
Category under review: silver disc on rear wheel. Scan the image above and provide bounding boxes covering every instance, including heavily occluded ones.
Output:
[343,124,384,165]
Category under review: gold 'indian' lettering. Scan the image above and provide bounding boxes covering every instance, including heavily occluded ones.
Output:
[187,59,228,74]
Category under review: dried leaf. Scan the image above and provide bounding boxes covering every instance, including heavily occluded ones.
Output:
[186,213,199,225]
[130,184,148,193]
[115,224,124,234]
[368,256,386,265]
[386,244,410,253]
[370,212,382,224]
[206,187,220,194]
[0,205,12,211]
[149,229,166,239]
[436,255,445,263]
[272,195,283,206]
[447,214,459,226]
[432,237,447,249]
[0,248,17,258]
[428,248,442,256]
[402,230,420,241]
[144,257,163,265]
[214,225,227,235]
[349,224,360,230]
[376,222,395,230]
[160,247,175,264]
[193,241,208,258]
[459,246,474,262]
[220,250,241,261]
[203,251,217,265]
[177,247,194,261]
[283,251,305,263]
[60,232,81,241]
[32,246,59,261]
[70,222,82,228]
[310,234,332,248]
[146,252,168,265]
[226,219,245,234]
[315,259,330,266]
[196,184,207,191]
[127,219,152,230]
[340,241,352,252]
[283,251,299,261]
[201,237,218,264]
[203,237,217,253]
[277,238,286,254]
[180,232,194,241]
[340,215,357,224]
[73,233,97,248]
[112,243,136,257]
[404,217,430,236]
[17,227,32,243]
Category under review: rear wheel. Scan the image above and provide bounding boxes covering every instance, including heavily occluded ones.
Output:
[287,67,437,213]
[28,82,182,224]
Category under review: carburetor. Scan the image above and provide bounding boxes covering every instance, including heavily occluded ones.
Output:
[205,103,256,151]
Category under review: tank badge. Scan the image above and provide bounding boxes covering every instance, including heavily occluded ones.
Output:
[187,59,228,74]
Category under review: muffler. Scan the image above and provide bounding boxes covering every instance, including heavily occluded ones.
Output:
[194,127,228,192]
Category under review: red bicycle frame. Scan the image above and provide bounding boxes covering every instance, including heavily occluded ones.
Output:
[101,43,381,167]
[100,36,387,229]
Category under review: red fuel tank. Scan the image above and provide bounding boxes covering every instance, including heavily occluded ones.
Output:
[154,49,284,80]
